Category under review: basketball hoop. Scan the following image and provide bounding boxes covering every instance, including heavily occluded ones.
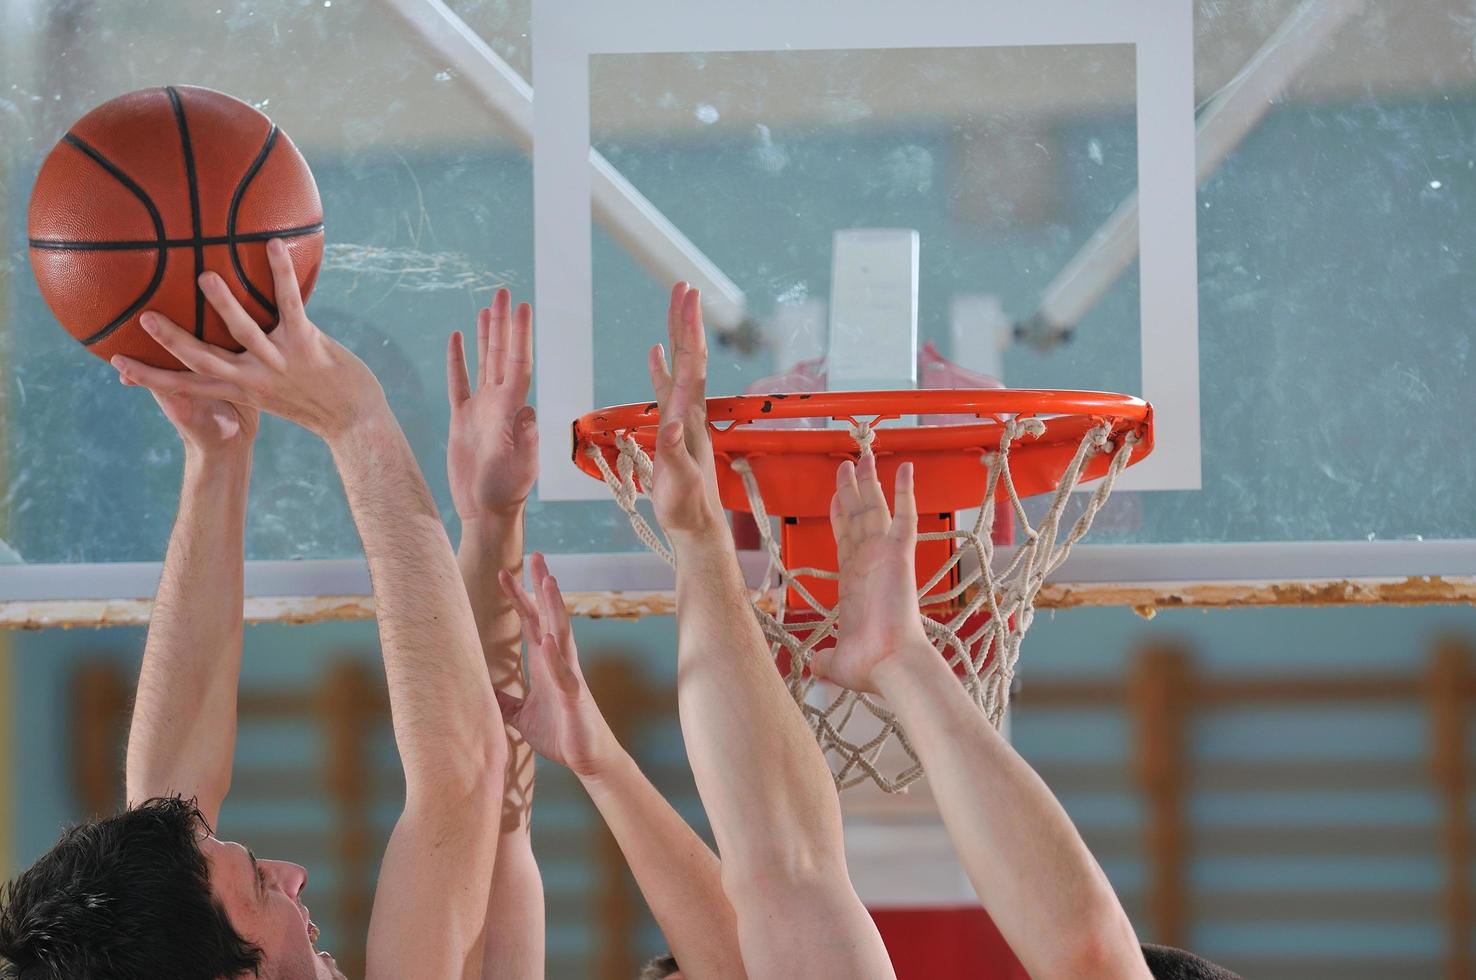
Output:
[575,388,1154,792]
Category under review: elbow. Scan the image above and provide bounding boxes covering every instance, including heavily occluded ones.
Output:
[1040,909,1145,980]
[719,847,850,909]
[408,719,508,813]
[452,720,509,806]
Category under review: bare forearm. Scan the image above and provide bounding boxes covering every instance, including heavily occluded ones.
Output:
[670,529,847,875]
[875,648,1147,980]
[126,448,250,826]
[329,410,503,799]
[581,750,745,980]
[478,836,543,980]
[460,513,537,820]
[460,511,544,979]
[671,542,888,977]
[459,513,533,824]
[458,513,524,681]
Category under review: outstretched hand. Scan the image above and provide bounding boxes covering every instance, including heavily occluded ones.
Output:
[446,289,538,518]
[646,283,725,538]
[812,454,933,694]
[110,239,386,441]
[496,553,620,778]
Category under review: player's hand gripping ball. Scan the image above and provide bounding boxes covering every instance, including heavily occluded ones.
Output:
[28,86,323,368]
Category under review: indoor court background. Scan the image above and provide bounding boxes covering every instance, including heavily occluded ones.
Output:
[1,1,1474,978]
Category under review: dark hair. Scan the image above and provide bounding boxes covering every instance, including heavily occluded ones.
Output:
[1142,944,1242,980]
[638,952,680,980]
[0,797,262,979]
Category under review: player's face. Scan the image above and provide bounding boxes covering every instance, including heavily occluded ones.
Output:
[201,835,345,979]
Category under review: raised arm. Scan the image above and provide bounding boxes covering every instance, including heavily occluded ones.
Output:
[445,290,543,979]
[817,454,1151,980]
[497,554,745,979]
[112,240,506,980]
[122,386,258,830]
[646,284,893,979]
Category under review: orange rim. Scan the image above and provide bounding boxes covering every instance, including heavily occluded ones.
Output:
[575,388,1155,617]
[576,388,1150,460]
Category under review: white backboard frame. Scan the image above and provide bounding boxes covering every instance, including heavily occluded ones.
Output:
[532,0,1202,502]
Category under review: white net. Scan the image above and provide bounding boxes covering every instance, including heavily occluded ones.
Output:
[586,413,1141,793]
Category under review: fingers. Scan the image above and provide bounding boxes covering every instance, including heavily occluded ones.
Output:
[834,458,863,520]
[654,417,703,486]
[647,343,674,405]
[475,306,491,388]
[854,452,891,537]
[681,285,706,353]
[668,286,707,412]
[497,568,543,638]
[666,281,688,353]
[112,354,242,403]
[140,312,243,380]
[889,461,918,543]
[504,301,533,405]
[486,288,511,386]
[528,551,550,598]
[538,568,573,644]
[265,238,307,324]
[829,490,852,566]
[446,331,472,407]
[199,272,281,366]
[525,557,581,695]
[537,632,583,698]
[528,553,569,645]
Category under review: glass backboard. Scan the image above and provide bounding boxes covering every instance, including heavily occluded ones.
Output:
[0,0,1471,615]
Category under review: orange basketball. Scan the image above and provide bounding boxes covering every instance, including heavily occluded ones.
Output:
[27,86,324,369]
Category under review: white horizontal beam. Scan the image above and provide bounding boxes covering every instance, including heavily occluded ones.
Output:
[0,543,1470,628]
[1024,539,1475,584]
[0,541,1470,605]
[0,559,372,602]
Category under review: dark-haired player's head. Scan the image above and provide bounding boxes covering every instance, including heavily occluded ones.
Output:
[0,797,342,979]
[1142,944,1243,980]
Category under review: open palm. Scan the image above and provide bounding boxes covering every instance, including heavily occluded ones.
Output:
[496,553,618,778]
[646,283,724,536]
[813,455,932,694]
[446,289,538,518]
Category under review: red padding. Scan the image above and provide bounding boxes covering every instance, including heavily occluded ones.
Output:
[869,906,1029,980]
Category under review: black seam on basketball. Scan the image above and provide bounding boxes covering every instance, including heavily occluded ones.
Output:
[28,223,326,252]
[166,87,207,338]
[60,135,169,348]
[228,126,282,321]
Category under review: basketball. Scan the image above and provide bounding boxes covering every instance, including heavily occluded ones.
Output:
[27,85,324,369]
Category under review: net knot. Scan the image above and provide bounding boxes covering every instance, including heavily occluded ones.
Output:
[1016,416,1048,440]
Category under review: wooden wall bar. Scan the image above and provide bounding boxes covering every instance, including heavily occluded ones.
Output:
[68,633,1476,979]
[1019,634,1476,980]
